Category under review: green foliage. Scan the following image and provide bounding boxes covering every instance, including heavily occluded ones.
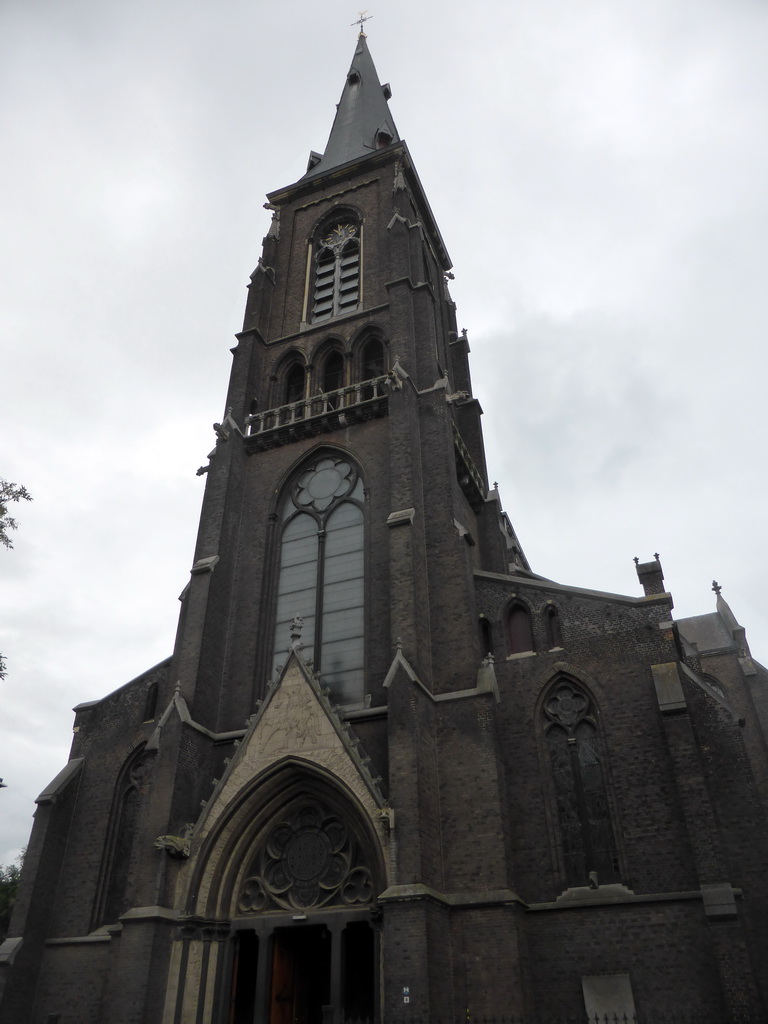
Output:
[0,480,32,550]
[0,479,31,680]
[0,854,23,940]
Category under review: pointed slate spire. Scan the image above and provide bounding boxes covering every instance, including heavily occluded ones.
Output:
[304,34,400,179]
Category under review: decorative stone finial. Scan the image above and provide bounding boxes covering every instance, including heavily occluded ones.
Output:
[633,556,640,565]
[712,580,722,596]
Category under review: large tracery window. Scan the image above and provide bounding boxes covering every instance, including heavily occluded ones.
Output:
[272,455,365,704]
[312,221,360,322]
[544,681,620,888]
[94,747,151,927]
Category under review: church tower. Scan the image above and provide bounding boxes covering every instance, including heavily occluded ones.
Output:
[3,32,768,1024]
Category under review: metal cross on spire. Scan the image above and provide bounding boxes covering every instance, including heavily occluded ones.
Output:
[351,11,373,36]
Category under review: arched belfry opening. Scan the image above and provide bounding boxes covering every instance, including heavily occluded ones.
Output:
[207,767,384,1024]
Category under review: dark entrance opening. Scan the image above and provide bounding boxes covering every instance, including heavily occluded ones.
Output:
[343,921,374,1023]
[230,931,259,1024]
[269,925,331,1024]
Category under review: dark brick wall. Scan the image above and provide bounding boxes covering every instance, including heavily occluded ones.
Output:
[31,942,111,1024]
[527,901,725,1019]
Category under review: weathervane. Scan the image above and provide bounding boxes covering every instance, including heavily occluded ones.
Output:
[352,11,373,36]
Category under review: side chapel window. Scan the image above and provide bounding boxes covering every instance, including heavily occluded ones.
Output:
[312,221,360,322]
[545,605,563,648]
[508,601,534,654]
[272,455,365,705]
[95,748,151,926]
[544,681,620,887]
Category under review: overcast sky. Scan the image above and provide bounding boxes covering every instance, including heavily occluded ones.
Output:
[2,0,767,865]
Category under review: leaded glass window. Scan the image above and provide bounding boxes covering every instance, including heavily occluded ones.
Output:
[544,681,619,887]
[272,456,365,705]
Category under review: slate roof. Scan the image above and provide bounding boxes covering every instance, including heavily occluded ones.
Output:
[677,612,735,653]
[303,34,400,180]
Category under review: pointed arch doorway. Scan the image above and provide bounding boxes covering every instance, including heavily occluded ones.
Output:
[230,913,377,1024]
[227,796,380,1024]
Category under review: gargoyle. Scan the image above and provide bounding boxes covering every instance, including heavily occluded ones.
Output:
[154,823,194,859]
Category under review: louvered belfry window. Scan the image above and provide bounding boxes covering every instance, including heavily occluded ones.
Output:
[272,455,365,705]
[312,221,360,322]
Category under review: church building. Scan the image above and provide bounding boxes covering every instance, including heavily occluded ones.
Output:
[2,33,768,1024]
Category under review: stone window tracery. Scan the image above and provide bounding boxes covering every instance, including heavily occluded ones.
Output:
[311,220,361,322]
[94,748,151,927]
[272,455,365,705]
[237,803,374,913]
[544,680,620,887]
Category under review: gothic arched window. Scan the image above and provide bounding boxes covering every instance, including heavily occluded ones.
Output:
[322,351,345,393]
[479,616,493,657]
[543,681,619,887]
[312,220,361,322]
[143,681,158,722]
[94,747,151,927]
[544,605,563,649]
[321,350,345,410]
[285,363,306,405]
[272,455,365,705]
[508,601,534,654]
[361,337,385,380]
[359,336,387,400]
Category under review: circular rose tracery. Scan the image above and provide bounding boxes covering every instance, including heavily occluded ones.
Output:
[294,458,356,512]
[237,802,374,914]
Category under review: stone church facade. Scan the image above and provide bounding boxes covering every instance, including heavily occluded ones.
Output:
[2,34,768,1024]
